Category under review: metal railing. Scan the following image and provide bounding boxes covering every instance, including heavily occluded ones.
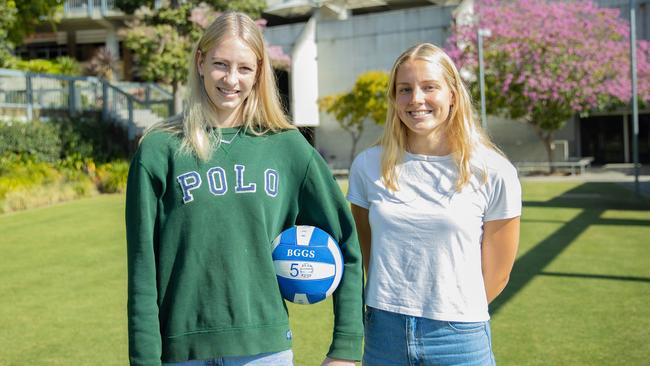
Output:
[62,0,164,17]
[0,68,174,140]
[514,157,595,176]
[102,82,175,139]
[63,0,118,17]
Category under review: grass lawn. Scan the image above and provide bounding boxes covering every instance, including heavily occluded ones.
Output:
[491,182,650,365]
[1,181,649,365]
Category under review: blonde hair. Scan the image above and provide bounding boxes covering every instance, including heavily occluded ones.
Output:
[380,42,497,191]
[144,11,293,160]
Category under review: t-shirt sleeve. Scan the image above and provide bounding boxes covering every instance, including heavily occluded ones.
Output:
[484,162,522,222]
[346,152,369,209]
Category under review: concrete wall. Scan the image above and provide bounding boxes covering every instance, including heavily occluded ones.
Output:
[595,0,650,39]
[487,116,578,163]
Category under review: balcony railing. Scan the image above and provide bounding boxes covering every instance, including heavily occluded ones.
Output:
[63,0,118,17]
[62,0,163,18]
[0,68,175,141]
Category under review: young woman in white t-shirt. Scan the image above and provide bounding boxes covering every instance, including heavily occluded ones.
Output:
[347,43,521,365]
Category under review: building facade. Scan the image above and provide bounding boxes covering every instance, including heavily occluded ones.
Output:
[264,0,650,167]
[15,0,650,166]
[18,1,127,67]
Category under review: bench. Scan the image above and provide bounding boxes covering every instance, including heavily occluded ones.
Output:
[514,157,594,176]
[331,169,350,178]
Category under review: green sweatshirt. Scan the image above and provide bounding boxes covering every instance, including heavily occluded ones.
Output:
[125,128,363,365]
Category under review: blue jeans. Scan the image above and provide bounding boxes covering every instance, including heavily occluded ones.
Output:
[363,307,495,366]
[162,349,294,366]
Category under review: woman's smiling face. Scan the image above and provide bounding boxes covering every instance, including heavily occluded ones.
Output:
[395,59,454,140]
[198,36,258,127]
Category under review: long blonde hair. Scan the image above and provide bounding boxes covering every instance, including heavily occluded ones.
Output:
[145,11,293,160]
[380,43,497,191]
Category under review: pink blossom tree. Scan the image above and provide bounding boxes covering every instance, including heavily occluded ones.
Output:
[447,0,650,168]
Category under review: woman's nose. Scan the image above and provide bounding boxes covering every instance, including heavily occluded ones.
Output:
[223,69,238,86]
[411,87,424,103]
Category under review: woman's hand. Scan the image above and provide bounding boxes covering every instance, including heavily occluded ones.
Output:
[320,357,356,366]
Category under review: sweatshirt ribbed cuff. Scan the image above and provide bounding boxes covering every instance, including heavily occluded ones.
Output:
[327,333,363,361]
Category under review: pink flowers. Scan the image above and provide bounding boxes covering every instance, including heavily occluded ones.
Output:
[267,45,291,70]
[189,4,219,29]
[447,0,650,112]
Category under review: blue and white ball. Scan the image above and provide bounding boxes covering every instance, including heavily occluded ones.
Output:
[271,225,344,305]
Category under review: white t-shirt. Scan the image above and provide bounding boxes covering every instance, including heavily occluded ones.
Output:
[347,146,521,322]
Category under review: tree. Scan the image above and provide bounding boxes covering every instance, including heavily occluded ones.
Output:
[0,0,18,68]
[0,0,62,67]
[319,71,389,164]
[123,4,197,113]
[116,0,265,18]
[201,0,266,19]
[115,0,155,15]
[86,48,119,80]
[6,0,62,46]
[447,0,650,170]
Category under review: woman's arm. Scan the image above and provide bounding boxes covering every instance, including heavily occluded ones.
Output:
[481,217,520,303]
[296,150,364,362]
[125,159,163,365]
[350,204,371,275]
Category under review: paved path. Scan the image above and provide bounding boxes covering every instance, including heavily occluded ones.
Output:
[520,164,650,199]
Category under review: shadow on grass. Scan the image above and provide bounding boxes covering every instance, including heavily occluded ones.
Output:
[490,182,650,315]
[539,271,650,283]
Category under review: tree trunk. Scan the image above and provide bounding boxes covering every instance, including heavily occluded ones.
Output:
[172,81,183,117]
[542,134,555,174]
[530,121,556,174]
[344,123,364,167]
[349,131,361,168]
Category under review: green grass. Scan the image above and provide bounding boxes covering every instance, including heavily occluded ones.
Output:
[491,182,650,365]
[1,182,649,365]
[0,195,127,365]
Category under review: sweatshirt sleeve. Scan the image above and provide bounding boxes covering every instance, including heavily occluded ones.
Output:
[296,150,364,361]
[125,153,163,366]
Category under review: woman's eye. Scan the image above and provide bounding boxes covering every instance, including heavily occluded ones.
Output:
[213,62,227,68]
[398,88,411,94]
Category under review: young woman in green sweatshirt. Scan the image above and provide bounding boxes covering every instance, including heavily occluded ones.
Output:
[125,11,363,366]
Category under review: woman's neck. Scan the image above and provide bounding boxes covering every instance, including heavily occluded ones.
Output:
[406,131,451,156]
[213,106,244,128]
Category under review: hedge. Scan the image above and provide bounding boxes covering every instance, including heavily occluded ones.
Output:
[0,116,130,163]
[0,117,132,213]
